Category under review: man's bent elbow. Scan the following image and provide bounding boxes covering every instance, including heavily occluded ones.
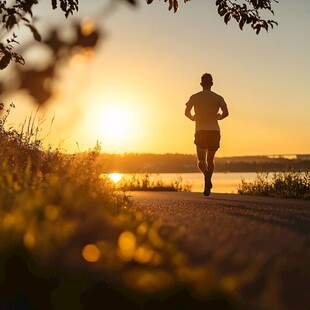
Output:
[222,107,229,119]
[185,110,192,120]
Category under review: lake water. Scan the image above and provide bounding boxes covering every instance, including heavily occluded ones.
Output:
[153,172,258,193]
[118,172,259,194]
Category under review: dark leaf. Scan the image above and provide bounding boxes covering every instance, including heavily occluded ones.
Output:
[12,53,25,65]
[168,0,173,11]
[7,8,16,14]
[61,1,66,11]
[6,15,17,29]
[262,21,268,31]
[26,24,42,42]
[124,0,137,5]
[219,8,227,17]
[239,16,246,30]
[51,0,57,9]
[173,0,178,12]
[224,12,231,24]
[246,15,253,24]
[0,50,11,70]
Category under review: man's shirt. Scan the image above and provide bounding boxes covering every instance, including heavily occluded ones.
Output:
[186,90,227,132]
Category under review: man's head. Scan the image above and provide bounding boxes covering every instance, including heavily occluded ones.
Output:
[200,73,213,88]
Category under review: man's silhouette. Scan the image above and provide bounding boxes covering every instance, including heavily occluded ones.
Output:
[185,73,229,196]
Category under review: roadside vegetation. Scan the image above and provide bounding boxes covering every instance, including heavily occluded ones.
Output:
[0,104,232,308]
[116,173,192,192]
[238,171,310,200]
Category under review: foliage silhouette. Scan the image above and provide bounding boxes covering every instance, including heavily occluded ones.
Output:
[0,0,78,69]
[147,0,278,34]
[0,0,278,70]
[1,20,102,105]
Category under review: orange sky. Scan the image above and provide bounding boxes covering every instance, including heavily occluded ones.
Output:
[1,0,310,156]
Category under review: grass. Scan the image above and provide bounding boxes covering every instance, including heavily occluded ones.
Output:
[0,104,233,308]
[116,173,192,192]
[238,170,310,199]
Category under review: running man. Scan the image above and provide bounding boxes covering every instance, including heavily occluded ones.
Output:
[185,73,229,196]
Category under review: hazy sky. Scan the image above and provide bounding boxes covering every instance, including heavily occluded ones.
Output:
[2,0,310,156]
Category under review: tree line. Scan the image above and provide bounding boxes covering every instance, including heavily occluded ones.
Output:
[95,153,310,173]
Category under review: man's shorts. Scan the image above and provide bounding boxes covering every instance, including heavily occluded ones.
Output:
[194,130,221,151]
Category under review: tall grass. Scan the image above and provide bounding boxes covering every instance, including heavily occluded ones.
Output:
[238,171,310,199]
[0,104,228,308]
[117,173,192,192]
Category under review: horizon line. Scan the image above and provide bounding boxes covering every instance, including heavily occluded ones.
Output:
[95,152,310,158]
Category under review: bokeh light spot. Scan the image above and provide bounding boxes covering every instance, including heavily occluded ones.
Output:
[124,269,174,294]
[44,205,59,221]
[81,18,97,36]
[23,231,35,249]
[118,231,136,261]
[220,276,238,293]
[82,244,101,263]
[134,245,154,264]
[137,223,148,235]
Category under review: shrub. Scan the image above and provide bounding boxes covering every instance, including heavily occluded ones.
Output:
[0,104,209,308]
[117,173,192,192]
[238,170,310,199]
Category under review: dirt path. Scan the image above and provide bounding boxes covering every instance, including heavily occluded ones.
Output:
[130,192,310,310]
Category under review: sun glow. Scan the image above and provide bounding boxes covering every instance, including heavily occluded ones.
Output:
[84,101,136,151]
[108,173,123,183]
[79,92,147,153]
[101,106,131,139]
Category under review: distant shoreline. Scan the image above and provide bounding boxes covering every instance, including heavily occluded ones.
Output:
[95,153,310,174]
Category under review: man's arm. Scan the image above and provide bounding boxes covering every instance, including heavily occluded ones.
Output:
[185,105,195,121]
[217,105,229,120]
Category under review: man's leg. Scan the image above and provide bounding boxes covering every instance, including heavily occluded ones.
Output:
[204,150,216,195]
[196,146,207,175]
[206,150,216,176]
[196,146,212,196]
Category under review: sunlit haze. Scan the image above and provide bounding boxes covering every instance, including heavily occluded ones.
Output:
[1,0,309,156]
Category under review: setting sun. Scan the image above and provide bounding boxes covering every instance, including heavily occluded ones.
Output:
[101,106,131,139]
[85,100,136,147]
[73,92,148,153]
[108,173,123,183]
